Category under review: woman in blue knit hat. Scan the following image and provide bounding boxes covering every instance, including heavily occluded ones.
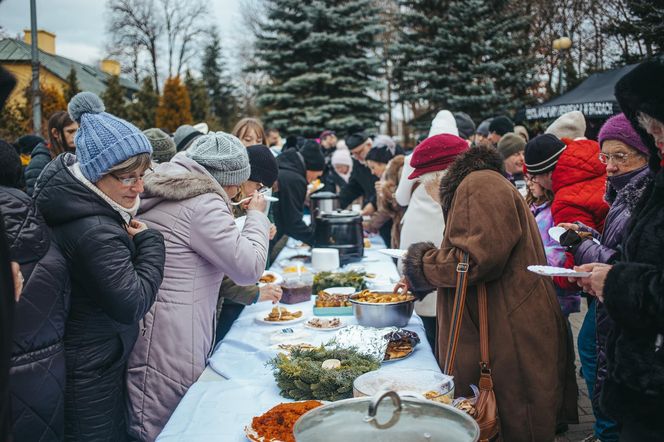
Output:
[33,92,166,441]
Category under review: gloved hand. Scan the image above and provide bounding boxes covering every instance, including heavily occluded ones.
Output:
[560,229,594,252]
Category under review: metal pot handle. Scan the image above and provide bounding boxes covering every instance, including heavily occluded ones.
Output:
[366,390,402,429]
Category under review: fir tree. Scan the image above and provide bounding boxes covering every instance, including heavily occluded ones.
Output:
[184,70,211,124]
[102,75,128,119]
[202,28,236,131]
[254,0,384,137]
[605,0,664,62]
[155,76,193,133]
[64,67,80,103]
[126,76,159,129]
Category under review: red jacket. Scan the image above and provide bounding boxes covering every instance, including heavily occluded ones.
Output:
[551,138,609,290]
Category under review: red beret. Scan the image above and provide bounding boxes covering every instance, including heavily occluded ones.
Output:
[408,134,469,180]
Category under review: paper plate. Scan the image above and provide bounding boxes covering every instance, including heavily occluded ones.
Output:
[321,287,356,296]
[255,311,307,325]
[258,270,283,287]
[304,317,345,331]
[379,248,407,259]
[548,226,566,243]
[527,265,591,278]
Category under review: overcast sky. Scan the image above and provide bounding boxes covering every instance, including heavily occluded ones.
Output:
[0,0,246,67]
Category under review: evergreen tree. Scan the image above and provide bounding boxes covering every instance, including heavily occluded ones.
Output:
[254,0,384,137]
[184,70,211,124]
[126,76,159,129]
[102,75,128,119]
[202,28,236,131]
[605,0,664,62]
[64,67,80,103]
[155,76,193,133]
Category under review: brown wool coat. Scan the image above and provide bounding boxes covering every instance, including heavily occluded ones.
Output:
[404,147,578,442]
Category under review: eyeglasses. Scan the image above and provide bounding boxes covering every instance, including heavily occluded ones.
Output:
[111,168,153,187]
[598,152,634,165]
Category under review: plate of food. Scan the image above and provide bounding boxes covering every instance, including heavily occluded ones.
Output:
[383,329,420,362]
[527,265,591,278]
[258,270,283,286]
[304,317,345,331]
[245,400,324,442]
[378,248,407,259]
[257,306,306,325]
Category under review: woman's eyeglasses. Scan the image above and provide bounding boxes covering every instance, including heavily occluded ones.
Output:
[598,152,633,165]
[111,168,153,186]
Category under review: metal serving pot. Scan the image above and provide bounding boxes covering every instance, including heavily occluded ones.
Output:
[293,390,479,442]
[349,292,414,328]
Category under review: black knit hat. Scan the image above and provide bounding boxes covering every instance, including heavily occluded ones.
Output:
[247,144,279,187]
[489,116,514,136]
[345,132,369,150]
[14,134,45,155]
[0,139,22,188]
[365,145,394,164]
[615,55,664,171]
[524,134,567,175]
[299,139,325,171]
[454,112,476,140]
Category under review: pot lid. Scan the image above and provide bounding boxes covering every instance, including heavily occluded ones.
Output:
[320,209,360,218]
[310,191,339,200]
[294,391,479,442]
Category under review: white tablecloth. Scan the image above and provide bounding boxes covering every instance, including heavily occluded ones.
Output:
[157,236,442,441]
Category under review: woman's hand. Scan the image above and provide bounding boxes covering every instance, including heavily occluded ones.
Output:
[247,191,267,213]
[268,223,277,240]
[258,284,282,303]
[11,261,23,302]
[557,223,579,231]
[393,277,410,294]
[126,219,148,238]
[574,263,612,302]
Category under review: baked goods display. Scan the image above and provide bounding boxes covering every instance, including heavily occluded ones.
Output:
[315,291,351,308]
[305,317,342,329]
[246,400,323,442]
[383,329,420,361]
[264,306,303,322]
[353,290,415,304]
[259,273,277,284]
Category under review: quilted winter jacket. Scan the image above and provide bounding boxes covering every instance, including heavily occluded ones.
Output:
[24,142,52,196]
[2,186,70,442]
[551,138,609,229]
[126,153,270,441]
[33,153,166,442]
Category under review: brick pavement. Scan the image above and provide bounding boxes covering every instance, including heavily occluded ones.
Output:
[556,301,596,442]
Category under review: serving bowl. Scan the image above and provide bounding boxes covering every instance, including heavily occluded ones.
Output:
[349,291,415,328]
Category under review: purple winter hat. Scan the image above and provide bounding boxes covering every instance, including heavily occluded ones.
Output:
[598,113,649,156]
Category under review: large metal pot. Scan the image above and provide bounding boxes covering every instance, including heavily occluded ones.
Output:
[294,390,479,442]
[349,292,414,328]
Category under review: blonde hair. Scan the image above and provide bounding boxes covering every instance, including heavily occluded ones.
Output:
[232,118,266,145]
[107,153,152,176]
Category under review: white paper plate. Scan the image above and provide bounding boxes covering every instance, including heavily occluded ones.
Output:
[320,287,356,296]
[548,226,566,243]
[304,318,345,331]
[255,310,307,325]
[379,248,407,259]
[527,265,591,278]
[258,270,283,287]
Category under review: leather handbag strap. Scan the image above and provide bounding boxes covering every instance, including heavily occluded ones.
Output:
[478,283,490,371]
[443,251,470,376]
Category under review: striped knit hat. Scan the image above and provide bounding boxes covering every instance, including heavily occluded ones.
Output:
[524,134,567,174]
[68,92,152,182]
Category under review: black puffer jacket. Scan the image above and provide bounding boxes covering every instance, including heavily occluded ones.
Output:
[1,186,70,442]
[34,154,166,442]
[24,142,52,196]
[338,159,377,209]
[273,149,315,245]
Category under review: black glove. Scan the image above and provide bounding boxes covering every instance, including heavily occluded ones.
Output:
[559,229,592,253]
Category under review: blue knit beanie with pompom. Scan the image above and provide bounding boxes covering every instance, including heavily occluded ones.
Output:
[68,91,152,182]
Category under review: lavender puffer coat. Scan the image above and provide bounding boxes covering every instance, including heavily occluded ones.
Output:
[126,153,270,441]
[572,165,652,408]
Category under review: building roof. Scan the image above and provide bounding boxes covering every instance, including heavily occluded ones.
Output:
[0,37,139,96]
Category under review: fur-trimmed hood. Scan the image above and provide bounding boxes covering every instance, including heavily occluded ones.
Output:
[438,146,505,216]
[140,152,231,214]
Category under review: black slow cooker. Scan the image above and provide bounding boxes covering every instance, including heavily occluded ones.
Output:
[313,210,364,264]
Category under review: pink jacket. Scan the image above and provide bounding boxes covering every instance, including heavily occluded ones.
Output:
[126,153,269,441]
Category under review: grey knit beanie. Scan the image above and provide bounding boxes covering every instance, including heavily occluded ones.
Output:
[545,111,586,140]
[185,132,250,186]
[143,128,176,163]
[497,133,526,159]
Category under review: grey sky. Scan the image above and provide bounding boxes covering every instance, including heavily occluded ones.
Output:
[0,0,246,67]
